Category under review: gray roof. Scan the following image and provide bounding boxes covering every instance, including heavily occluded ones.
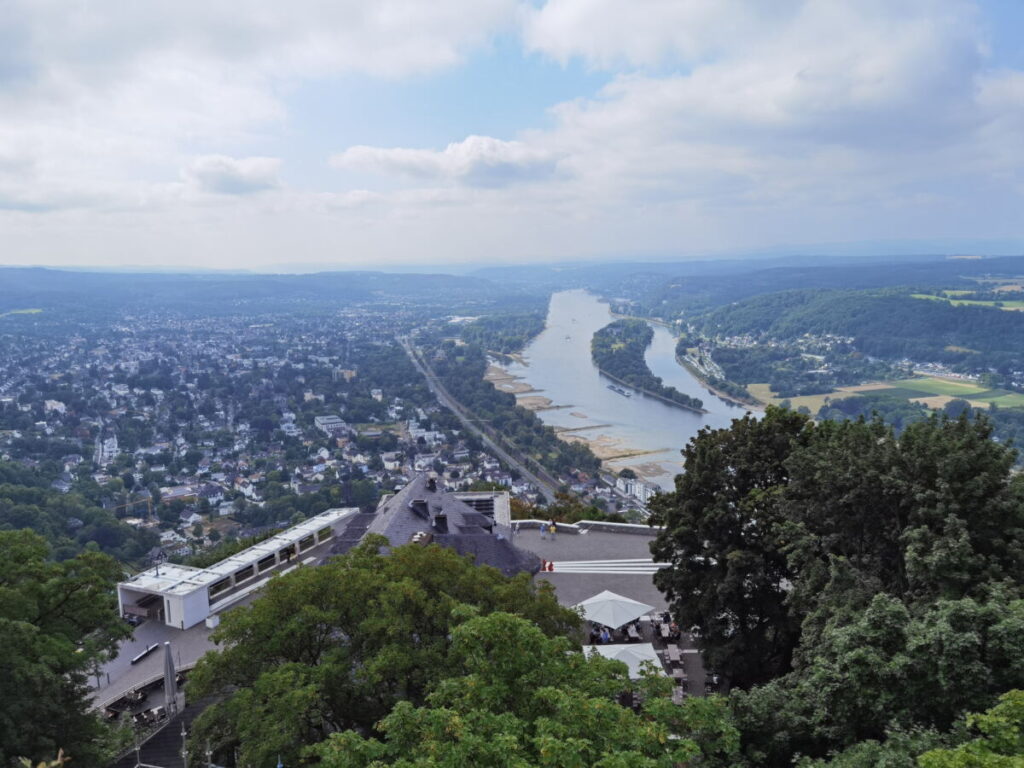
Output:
[365,474,539,577]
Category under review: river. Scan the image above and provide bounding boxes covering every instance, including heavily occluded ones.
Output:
[499,290,753,489]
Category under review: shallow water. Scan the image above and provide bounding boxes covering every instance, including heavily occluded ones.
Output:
[503,290,751,489]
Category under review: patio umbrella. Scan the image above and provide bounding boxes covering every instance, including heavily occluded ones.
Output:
[575,590,654,628]
[162,641,177,713]
[584,643,663,679]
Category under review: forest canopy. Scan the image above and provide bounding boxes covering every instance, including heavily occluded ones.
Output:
[649,407,1024,766]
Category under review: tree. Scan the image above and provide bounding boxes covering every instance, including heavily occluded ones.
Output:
[311,612,740,768]
[649,407,809,688]
[186,537,579,767]
[918,690,1024,768]
[652,409,1024,766]
[0,530,130,766]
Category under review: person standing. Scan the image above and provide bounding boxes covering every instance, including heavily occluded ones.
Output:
[539,520,547,539]
[548,520,557,541]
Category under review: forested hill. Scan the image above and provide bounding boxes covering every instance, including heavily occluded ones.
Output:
[591,320,703,411]
[698,289,1024,368]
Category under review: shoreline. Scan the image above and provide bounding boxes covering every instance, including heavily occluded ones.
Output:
[675,353,764,410]
[595,366,708,414]
[606,304,758,410]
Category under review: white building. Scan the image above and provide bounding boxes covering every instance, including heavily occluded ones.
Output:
[314,414,347,435]
[93,435,119,466]
[117,507,359,630]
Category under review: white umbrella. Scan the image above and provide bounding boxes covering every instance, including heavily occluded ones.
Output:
[575,590,654,628]
[584,643,664,679]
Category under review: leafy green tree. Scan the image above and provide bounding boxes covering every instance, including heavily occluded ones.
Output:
[652,409,1024,766]
[186,537,579,767]
[311,611,740,768]
[0,530,130,766]
[649,407,809,688]
[918,690,1024,767]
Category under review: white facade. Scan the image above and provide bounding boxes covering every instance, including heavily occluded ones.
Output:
[117,507,358,630]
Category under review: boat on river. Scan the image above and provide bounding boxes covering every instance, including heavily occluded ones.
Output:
[607,384,632,397]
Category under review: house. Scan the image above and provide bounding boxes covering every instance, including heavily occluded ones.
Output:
[359,474,534,577]
[311,417,348,436]
[413,453,439,472]
[160,530,187,545]
[199,484,224,505]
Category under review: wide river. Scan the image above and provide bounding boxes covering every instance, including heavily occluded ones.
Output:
[502,290,753,489]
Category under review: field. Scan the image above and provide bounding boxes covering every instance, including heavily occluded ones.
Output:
[911,293,1024,311]
[750,374,1024,415]
[747,383,844,413]
[885,377,987,396]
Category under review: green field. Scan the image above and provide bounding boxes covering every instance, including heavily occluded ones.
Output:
[969,392,1024,408]
[846,377,1024,411]
[886,377,988,396]
[744,375,1024,414]
[0,308,42,318]
[911,293,1024,311]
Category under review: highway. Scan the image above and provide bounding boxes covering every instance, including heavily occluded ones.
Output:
[399,336,558,504]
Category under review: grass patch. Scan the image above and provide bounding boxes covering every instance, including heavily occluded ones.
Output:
[911,293,1024,311]
[969,392,1024,408]
[747,382,851,413]
[0,308,43,318]
[887,377,987,396]
[944,345,979,354]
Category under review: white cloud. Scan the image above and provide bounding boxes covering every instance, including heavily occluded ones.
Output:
[186,156,282,195]
[0,0,518,214]
[522,0,795,68]
[0,0,1022,268]
[332,135,560,187]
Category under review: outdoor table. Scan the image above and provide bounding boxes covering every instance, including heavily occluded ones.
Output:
[666,646,681,665]
[626,625,641,642]
[659,623,670,639]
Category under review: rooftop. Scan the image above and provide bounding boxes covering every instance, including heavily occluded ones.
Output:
[120,507,359,596]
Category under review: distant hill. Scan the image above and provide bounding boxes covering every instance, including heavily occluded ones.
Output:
[698,288,1024,368]
[0,267,528,317]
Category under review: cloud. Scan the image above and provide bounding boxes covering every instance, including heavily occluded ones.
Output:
[522,0,793,69]
[0,0,1022,269]
[186,156,282,195]
[0,0,518,215]
[332,135,561,187]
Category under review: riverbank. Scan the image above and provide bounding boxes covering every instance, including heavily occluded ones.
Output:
[608,307,755,410]
[675,354,764,410]
[595,365,707,414]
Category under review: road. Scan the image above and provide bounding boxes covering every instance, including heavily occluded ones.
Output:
[399,336,559,504]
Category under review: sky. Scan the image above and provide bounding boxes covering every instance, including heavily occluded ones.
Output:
[1,0,1023,272]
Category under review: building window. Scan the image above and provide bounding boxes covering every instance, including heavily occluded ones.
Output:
[234,565,254,583]
[257,554,277,573]
[279,545,295,562]
[208,579,230,599]
[317,527,332,542]
[298,535,315,551]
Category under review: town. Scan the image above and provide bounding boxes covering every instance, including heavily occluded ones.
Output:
[0,302,658,570]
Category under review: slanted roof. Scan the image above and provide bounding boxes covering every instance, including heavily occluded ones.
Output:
[367,474,538,576]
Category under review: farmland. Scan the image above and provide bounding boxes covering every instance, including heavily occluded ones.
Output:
[911,293,1024,311]
[751,375,1024,414]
